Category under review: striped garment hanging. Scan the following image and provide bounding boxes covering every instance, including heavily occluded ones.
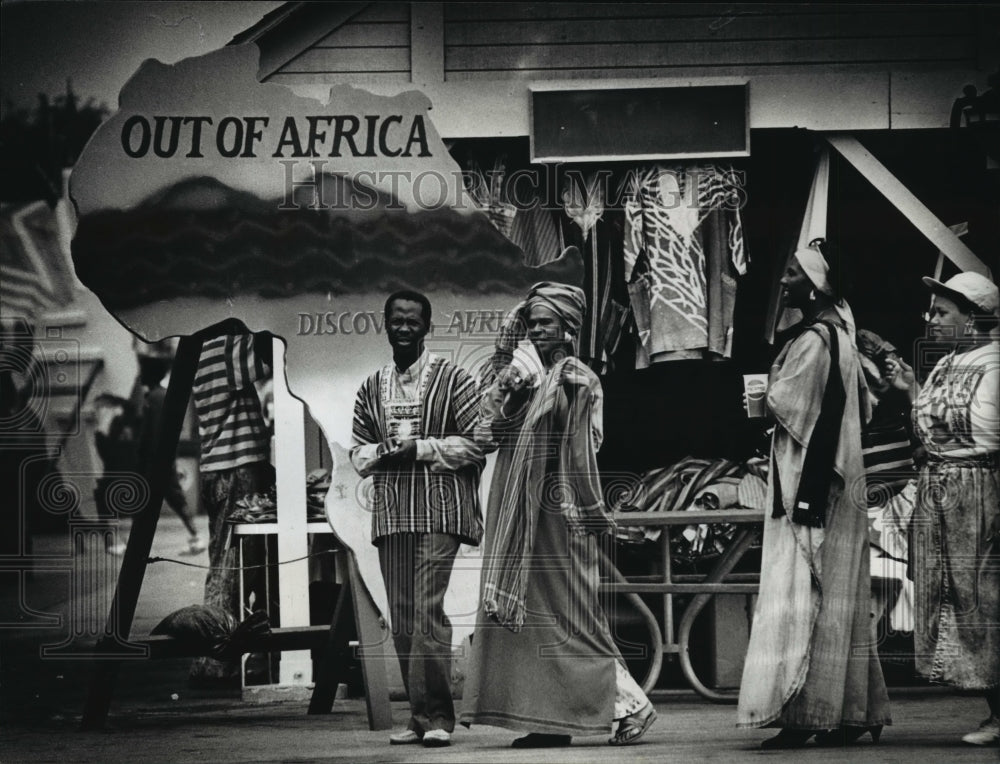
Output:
[192,334,270,473]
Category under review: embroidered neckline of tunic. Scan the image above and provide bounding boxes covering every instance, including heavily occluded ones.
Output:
[380,351,441,406]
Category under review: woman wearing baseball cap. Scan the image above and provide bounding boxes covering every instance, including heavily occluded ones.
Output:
[886,271,999,746]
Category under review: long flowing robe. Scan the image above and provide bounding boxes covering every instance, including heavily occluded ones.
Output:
[737,318,892,730]
[912,341,1000,690]
[459,356,621,735]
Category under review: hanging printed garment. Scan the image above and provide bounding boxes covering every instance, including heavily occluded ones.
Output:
[556,172,631,373]
[464,157,517,239]
[465,156,580,268]
[508,187,579,267]
[624,165,746,366]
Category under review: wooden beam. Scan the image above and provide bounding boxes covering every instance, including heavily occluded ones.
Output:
[140,626,331,658]
[272,338,312,686]
[307,552,391,729]
[765,148,829,343]
[612,509,765,526]
[80,333,203,730]
[603,583,761,594]
[444,37,972,73]
[308,571,355,714]
[242,2,372,81]
[826,134,990,276]
[410,3,444,86]
[347,552,392,730]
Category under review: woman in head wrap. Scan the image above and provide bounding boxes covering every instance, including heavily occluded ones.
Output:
[737,244,891,748]
[884,272,999,746]
[460,282,656,748]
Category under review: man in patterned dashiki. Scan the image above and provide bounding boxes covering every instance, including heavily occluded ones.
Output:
[350,290,485,748]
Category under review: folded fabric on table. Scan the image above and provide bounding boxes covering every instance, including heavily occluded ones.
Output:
[228,487,277,523]
[615,457,737,516]
[613,457,764,568]
[306,468,331,521]
[691,477,741,510]
[736,472,768,511]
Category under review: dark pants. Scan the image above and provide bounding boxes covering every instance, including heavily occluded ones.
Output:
[377,532,461,733]
[190,461,274,681]
[160,461,196,536]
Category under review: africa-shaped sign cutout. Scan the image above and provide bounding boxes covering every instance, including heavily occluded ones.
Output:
[70,44,580,644]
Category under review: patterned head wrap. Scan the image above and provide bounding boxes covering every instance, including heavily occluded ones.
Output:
[523,281,586,336]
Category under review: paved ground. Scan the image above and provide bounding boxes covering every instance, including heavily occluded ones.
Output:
[4,692,997,763]
[2,514,997,763]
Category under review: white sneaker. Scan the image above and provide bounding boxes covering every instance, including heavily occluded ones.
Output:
[962,716,999,746]
[388,730,422,745]
[186,535,207,554]
[422,729,451,747]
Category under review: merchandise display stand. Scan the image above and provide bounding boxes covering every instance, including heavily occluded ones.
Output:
[605,509,765,703]
[80,329,390,730]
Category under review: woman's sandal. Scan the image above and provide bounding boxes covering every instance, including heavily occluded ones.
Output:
[609,703,658,746]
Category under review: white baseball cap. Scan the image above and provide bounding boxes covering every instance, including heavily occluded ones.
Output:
[922,272,999,314]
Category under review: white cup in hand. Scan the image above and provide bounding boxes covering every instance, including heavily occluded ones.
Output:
[742,374,769,418]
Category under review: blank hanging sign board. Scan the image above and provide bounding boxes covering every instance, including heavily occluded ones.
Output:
[530,83,749,163]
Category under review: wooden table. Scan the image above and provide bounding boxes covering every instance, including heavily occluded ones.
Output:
[230,520,391,728]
